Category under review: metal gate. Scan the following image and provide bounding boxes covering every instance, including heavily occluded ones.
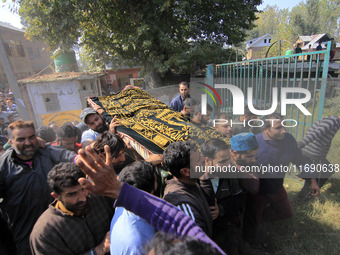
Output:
[205,41,331,140]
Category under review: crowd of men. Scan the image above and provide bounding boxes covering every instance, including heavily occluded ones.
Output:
[0,82,339,255]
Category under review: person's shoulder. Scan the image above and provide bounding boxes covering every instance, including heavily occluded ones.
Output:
[284,133,298,145]
[119,207,147,224]
[0,149,12,166]
[323,115,339,123]
[30,205,65,240]
[89,193,114,207]
[41,144,76,158]
[170,94,181,103]
[31,205,57,230]
[164,182,198,204]
[42,144,61,152]
[81,129,96,140]
[255,131,264,141]
[82,128,93,135]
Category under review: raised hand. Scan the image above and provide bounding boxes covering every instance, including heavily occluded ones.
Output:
[76,145,123,198]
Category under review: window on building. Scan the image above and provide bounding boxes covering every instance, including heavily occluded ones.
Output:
[269,39,271,43]
[42,93,60,112]
[4,40,25,57]
[16,41,25,57]
[4,41,13,56]
[264,39,267,43]
[27,47,34,59]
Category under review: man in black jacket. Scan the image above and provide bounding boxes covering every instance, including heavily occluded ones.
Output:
[0,120,77,255]
[163,141,213,237]
[200,138,246,255]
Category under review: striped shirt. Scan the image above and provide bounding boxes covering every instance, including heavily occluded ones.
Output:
[298,116,340,159]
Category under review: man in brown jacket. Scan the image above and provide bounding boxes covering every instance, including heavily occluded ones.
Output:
[30,163,114,255]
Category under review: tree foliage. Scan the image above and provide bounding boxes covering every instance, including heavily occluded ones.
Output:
[17,0,262,86]
[247,0,340,46]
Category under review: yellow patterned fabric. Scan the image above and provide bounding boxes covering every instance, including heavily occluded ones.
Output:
[92,88,229,154]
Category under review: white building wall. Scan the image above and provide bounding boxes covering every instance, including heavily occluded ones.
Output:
[246,35,272,49]
[26,80,83,126]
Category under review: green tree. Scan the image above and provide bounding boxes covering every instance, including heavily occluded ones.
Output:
[246,6,296,44]
[319,0,340,41]
[16,0,262,87]
[246,5,281,40]
[291,0,320,36]
[247,0,340,58]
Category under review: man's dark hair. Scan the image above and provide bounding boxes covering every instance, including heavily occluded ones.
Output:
[215,112,231,120]
[192,103,212,116]
[93,131,126,158]
[183,97,196,108]
[147,232,221,255]
[119,161,155,193]
[47,163,85,195]
[200,138,229,159]
[262,112,282,129]
[57,124,79,140]
[179,81,189,88]
[244,105,253,116]
[163,141,190,178]
[36,126,56,143]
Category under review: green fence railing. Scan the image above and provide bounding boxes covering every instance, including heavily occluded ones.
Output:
[205,41,331,140]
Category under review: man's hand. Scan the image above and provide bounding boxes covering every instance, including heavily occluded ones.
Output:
[37,137,46,149]
[109,116,120,134]
[146,154,163,166]
[76,145,123,199]
[310,178,320,196]
[118,133,132,149]
[210,199,220,220]
[87,98,105,115]
[94,231,110,255]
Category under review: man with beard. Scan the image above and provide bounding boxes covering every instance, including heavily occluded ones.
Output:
[191,103,213,126]
[0,120,76,255]
[80,108,119,147]
[245,114,320,249]
[30,163,114,255]
[214,112,233,138]
[53,124,82,153]
[229,133,260,195]
[199,138,246,255]
[170,81,191,112]
[229,133,263,252]
[180,97,196,117]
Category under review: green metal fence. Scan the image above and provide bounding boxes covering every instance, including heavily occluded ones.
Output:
[205,41,331,140]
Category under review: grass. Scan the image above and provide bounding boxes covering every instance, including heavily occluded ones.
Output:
[251,178,340,255]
